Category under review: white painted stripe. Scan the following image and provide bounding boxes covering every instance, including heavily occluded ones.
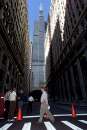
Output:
[79,120,87,124]
[0,123,13,130]
[0,118,4,120]
[54,113,87,117]
[62,121,83,130]
[44,122,56,130]
[22,122,31,130]
[14,113,87,119]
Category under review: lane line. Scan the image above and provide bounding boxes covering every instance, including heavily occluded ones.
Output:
[14,113,87,119]
[0,123,13,130]
[44,122,56,130]
[0,118,4,120]
[61,121,83,130]
[22,122,31,130]
[79,120,87,124]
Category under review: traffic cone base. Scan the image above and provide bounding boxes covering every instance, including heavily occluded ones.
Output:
[17,108,22,121]
[72,104,77,119]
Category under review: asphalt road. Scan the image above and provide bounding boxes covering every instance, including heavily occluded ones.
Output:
[0,102,87,130]
[0,115,87,130]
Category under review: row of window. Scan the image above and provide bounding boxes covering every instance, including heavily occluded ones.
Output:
[65,0,85,42]
[50,14,87,70]
[0,52,22,92]
[1,1,24,51]
[52,51,87,101]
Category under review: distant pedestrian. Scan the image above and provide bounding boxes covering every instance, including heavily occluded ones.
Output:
[38,86,55,123]
[17,89,24,111]
[8,88,16,121]
[27,96,34,113]
[4,89,11,119]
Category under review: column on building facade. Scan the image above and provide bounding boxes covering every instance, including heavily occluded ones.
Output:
[16,74,18,88]
[61,75,67,101]
[4,58,9,88]
[84,49,87,96]
[65,71,71,102]
[8,64,13,88]
[0,50,4,68]
[0,7,4,20]
[84,49,87,60]
[76,59,86,98]
[56,79,59,100]
[11,65,14,87]
[58,78,62,101]
[69,66,78,100]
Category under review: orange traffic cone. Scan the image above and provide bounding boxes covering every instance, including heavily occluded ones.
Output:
[17,108,22,121]
[71,103,77,118]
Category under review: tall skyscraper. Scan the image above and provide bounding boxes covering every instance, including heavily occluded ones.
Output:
[32,5,45,90]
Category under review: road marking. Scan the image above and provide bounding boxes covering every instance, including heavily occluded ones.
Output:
[0,118,4,120]
[54,113,87,117]
[61,121,83,130]
[14,113,87,119]
[79,120,87,124]
[0,123,13,130]
[22,122,31,130]
[44,122,56,130]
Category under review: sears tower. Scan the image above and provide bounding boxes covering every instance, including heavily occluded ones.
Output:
[32,5,45,90]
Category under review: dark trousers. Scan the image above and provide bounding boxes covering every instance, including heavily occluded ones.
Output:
[27,101,32,113]
[8,101,16,119]
[4,100,10,119]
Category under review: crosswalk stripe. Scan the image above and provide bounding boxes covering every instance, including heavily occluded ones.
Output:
[22,122,31,130]
[0,123,13,130]
[79,120,87,124]
[44,122,56,130]
[61,121,83,130]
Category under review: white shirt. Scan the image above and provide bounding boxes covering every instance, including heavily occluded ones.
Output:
[41,91,48,105]
[9,91,16,101]
[28,96,34,102]
[4,91,11,101]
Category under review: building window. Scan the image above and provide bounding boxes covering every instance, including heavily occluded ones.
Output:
[11,79,13,85]
[74,0,81,16]
[2,54,7,65]
[85,14,87,22]
[80,19,85,29]
[12,67,15,76]
[6,75,9,84]
[0,69,4,92]
[68,41,72,50]
[84,32,87,41]
[8,62,12,71]
[79,0,84,10]
[0,69,4,81]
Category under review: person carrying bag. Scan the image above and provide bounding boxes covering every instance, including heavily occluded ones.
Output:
[38,86,55,123]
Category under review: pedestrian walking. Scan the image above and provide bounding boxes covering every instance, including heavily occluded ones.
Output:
[38,86,55,123]
[17,89,24,111]
[27,95,34,113]
[4,89,11,119]
[8,87,16,121]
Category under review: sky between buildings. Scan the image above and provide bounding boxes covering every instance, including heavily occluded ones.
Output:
[27,0,51,42]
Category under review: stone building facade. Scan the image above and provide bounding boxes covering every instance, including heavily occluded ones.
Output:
[45,0,87,102]
[0,0,30,94]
